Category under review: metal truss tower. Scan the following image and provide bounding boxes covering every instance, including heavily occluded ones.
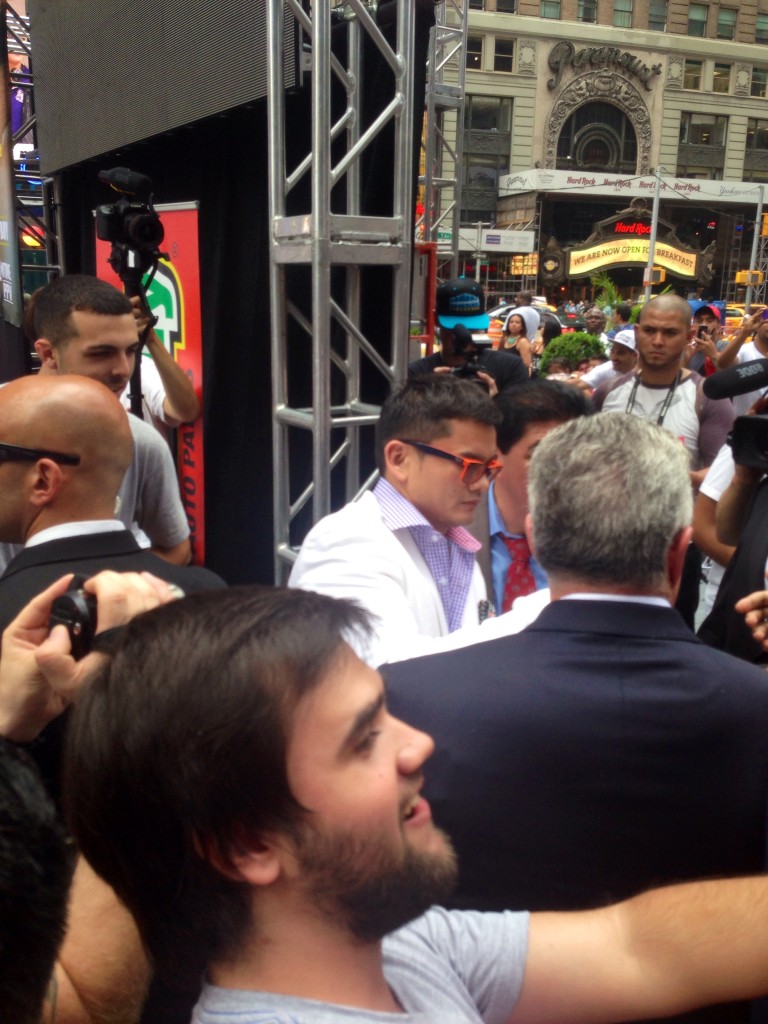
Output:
[267,0,415,582]
[418,0,468,279]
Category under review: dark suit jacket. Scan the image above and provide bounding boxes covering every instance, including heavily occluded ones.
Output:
[0,530,225,632]
[388,598,768,908]
[385,599,768,1024]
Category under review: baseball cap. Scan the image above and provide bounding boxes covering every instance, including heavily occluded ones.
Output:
[693,304,721,322]
[436,279,490,330]
[612,328,637,352]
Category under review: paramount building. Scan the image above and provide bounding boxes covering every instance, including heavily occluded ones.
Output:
[459,1,768,301]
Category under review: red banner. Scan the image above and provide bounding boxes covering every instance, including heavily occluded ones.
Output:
[96,202,206,564]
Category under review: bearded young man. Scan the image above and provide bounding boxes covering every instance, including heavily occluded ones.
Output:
[66,586,768,1024]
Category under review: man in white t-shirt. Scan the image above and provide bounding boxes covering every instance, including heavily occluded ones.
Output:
[578,328,637,391]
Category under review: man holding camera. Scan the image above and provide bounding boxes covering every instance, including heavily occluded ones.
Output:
[408,279,529,393]
[6,274,195,572]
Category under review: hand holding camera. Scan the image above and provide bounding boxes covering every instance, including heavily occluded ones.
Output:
[0,572,181,742]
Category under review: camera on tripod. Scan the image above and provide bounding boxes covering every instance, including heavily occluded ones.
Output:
[95,167,166,288]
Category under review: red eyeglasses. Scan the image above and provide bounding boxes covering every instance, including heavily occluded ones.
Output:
[398,439,501,485]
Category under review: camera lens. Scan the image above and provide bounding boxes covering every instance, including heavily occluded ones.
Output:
[126,213,164,248]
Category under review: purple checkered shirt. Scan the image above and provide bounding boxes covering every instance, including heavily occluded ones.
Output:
[373,478,481,633]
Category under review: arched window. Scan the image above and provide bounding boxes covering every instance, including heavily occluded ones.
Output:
[556,102,637,172]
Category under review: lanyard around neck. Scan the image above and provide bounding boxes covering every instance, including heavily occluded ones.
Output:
[625,370,682,426]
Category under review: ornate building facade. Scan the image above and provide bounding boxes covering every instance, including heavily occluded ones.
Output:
[459,0,768,300]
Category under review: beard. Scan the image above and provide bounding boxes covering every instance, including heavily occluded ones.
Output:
[293,818,458,943]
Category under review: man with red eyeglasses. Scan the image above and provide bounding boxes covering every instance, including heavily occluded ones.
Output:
[290,376,513,666]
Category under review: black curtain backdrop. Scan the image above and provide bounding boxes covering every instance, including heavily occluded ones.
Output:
[55,2,433,587]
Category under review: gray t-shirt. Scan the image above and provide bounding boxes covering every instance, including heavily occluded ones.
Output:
[192,907,529,1023]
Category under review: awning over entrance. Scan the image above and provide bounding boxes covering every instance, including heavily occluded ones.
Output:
[499,169,763,206]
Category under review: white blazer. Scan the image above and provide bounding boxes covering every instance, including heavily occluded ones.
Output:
[289,491,494,667]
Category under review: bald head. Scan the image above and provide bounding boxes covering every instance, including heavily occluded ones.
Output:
[0,375,133,540]
[637,294,692,330]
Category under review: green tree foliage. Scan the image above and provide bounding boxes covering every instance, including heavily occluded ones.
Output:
[539,332,606,375]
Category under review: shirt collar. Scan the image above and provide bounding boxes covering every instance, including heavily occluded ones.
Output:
[373,477,481,553]
[25,520,127,548]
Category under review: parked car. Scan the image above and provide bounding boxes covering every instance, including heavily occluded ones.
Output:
[724,303,767,333]
[486,303,567,346]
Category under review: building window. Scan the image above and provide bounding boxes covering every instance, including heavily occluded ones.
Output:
[648,0,667,29]
[541,0,561,17]
[469,0,484,7]
[465,95,512,132]
[614,0,633,28]
[577,0,597,22]
[461,96,512,225]
[717,7,736,39]
[713,64,731,93]
[752,68,768,98]
[494,39,514,73]
[757,14,768,43]
[688,4,708,36]
[683,60,702,89]
[466,35,483,70]
[497,0,517,10]
[680,112,727,145]
[747,118,768,150]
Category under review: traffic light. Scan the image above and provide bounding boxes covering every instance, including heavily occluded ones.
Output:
[735,270,765,285]
[762,213,768,237]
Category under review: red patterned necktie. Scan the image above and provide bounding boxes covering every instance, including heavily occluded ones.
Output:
[502,535,536,612]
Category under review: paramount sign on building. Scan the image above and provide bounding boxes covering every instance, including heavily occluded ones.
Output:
[499,170,763,205]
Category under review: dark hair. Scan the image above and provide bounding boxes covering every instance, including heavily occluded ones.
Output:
[33,274,133,348]
[494,380,591,453]
[540,317,562,345]
[65,586,371,987]
[546,356,572,374]
[515,291,533,305]
[615,302,632,322]
[375,375,501,472]
[0,739,74,1023]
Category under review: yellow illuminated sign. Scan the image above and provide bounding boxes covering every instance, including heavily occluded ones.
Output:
[568,239,697,278]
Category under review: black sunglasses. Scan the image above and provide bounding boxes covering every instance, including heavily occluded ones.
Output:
[0,442,80,466]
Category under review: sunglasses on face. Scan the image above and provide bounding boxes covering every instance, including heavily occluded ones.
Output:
[0,442,81,466]
[398,439,501,485]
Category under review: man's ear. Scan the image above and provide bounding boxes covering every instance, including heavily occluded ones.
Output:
[667,524,694,597]
[383,438,411,483]
[34,338,58,370]
[28,459,63,508]
[194,830,283,887]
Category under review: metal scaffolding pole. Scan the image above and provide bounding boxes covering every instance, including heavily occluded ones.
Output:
[419,0,467,278]
[268,0,416,583]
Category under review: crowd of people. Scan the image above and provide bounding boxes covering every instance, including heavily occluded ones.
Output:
[5,273,768,1023]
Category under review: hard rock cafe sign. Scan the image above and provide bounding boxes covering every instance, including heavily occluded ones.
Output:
[547,40,662,91]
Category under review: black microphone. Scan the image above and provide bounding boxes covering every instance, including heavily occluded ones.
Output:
[702,358,768,400]
[97,167,153,198]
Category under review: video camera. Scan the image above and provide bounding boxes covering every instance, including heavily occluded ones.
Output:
[729,416,768,472]
[95,167,166,292]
